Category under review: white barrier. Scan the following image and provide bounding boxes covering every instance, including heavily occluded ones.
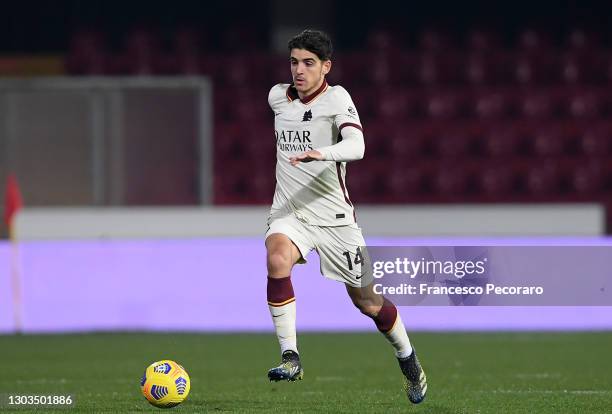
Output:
[14,204,604,240]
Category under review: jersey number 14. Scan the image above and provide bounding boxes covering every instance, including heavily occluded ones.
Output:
[342,247,364,271]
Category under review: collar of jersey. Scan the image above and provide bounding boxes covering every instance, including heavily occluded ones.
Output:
[286,80,329,104]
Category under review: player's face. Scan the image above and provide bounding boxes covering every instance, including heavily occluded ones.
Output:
[290,49,331,97]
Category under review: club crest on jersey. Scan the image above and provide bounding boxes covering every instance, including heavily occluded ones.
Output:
[302,110,312,122]
[348,106,356,116]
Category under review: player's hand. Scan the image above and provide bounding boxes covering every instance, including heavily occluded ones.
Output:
[289,150,323,166]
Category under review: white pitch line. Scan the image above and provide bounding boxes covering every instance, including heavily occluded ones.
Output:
[314,376,345,382]
[483,389,611,395]
[513,373,561,379]
[14,378,68,385]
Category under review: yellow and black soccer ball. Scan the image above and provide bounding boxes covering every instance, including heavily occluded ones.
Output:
[140,360,190,408]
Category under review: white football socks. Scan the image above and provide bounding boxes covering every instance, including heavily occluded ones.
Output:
[268,300,298,354]
[383,312,413,359]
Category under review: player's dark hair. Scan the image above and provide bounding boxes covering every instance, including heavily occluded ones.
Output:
[288,29,333,61]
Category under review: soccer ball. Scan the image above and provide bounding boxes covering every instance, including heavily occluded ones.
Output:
[141,360,191,408]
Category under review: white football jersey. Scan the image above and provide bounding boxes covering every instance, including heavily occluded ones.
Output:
[268,81,363,226]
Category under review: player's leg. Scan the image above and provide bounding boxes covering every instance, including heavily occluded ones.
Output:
[345,284,412,357]
[265,226,310,382]
[266,233,301,355]
[314,224,426,403]
[346,284,427,404]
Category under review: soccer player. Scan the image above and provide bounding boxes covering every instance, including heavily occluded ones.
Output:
[265,29,427,404]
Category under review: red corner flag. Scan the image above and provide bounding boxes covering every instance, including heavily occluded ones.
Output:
[4,174,23,229]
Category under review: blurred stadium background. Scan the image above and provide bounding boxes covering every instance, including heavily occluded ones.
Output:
[1,1,612,211]
[0,1,611,412]
[1,0,610,330]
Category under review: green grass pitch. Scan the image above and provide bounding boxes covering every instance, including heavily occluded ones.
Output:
[0,332,610,413]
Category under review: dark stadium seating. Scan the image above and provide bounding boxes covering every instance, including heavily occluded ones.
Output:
[416,52,462,85]
[479,163,517,196]
[530,124,571,157]
[65,29,111,75]
[517,29,553,53]
[418,29,453,52]
[519,90,557,118]
[432,164,471,196]
[464,52,507,85]
[566,29,601,51]
[373,87,415,119]
[473,88,516,119]
[431,123,476,158]
[64,27,612,207]
[570,160,606,195]
[387,124,428,161]
[387,162,428,199]
[525,161,563,196]
[466,29,501,52]
[483,124,524,157]
[580,123,612,156]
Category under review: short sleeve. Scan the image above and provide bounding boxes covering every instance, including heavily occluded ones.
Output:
[268,83,288,112]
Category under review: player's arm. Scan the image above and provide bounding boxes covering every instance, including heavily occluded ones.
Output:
[316,124,364,162]
[289,124,364,165]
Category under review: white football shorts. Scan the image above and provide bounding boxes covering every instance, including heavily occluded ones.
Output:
[265,213,372,287]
